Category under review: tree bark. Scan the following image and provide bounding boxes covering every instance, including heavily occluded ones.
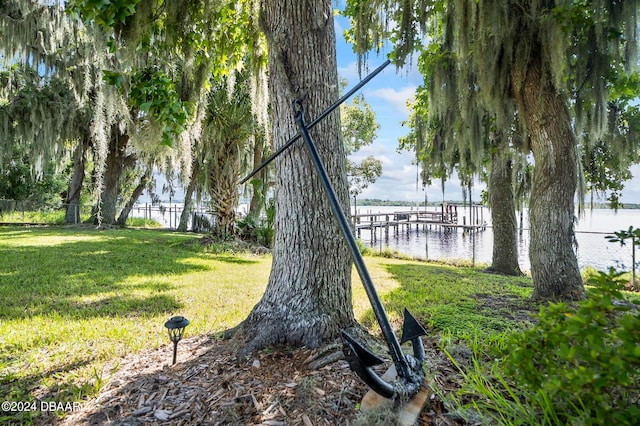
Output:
[64,135,89,224]
[95,130,133,225]
[116,167,151,226]
[248,138,265,218]
[208,140,242,236]
[235,0,354,353]
[487,147,522,276]
[178,159,201,232]
[513,54,584,300]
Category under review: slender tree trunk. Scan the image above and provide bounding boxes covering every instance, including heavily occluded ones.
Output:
[513,54,584,301]
[64,136,89,224]
[487,147,522,276]
[248,139,264,218]
[99,153,121,225]
[178,160,201,232]
[116,168,151,226]
[234,0,354,353]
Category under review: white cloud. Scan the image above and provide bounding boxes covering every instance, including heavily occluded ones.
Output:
[621,164,640,204]
[367,86,417,116]
[351,141,412,169]
[338,61,359,84]
[350,144,421,201]
[349,142,489,202]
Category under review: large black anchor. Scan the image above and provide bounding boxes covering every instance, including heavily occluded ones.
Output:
[242,60,427,400]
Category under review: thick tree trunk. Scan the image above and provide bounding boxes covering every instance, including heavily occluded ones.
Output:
[116,168,151,226]
[99,156,120,225]
[487,147,522,276]
[95,130,132,225]
[514,55,584,301]
[235,0,354,353]
[64,136,89,224]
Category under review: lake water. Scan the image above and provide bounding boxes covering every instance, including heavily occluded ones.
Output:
[352,205,640,272]
[132,202,638,272]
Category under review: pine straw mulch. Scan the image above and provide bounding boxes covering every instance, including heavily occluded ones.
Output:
[52,334,466,426]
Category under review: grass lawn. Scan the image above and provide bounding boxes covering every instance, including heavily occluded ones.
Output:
[0,226,535,424]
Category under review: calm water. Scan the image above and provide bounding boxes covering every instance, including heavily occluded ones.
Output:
[134,202,638,272]
[352,206,640,272]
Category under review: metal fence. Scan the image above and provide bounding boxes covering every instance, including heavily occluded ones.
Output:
[0,200,217,232]
[128,203,216,232]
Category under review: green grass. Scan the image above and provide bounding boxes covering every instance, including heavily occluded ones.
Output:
[0,226,271,422]
[352,259,534,338]
[0,210,71,224]
[0,226,536,424]
[0,210,160,227]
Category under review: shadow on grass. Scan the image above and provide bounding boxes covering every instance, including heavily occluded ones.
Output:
[1,293,183,319]
[214,255,260,265]
[0,357,100,426]
[70,293,183,316]
[0,227,238,320]
[0,227,272,425]
[359,261,535,337]
[1,356,97,397]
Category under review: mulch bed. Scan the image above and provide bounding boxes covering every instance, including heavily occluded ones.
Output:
[52,334,465,426]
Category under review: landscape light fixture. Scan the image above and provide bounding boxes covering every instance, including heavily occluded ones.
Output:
[164,316,190,365]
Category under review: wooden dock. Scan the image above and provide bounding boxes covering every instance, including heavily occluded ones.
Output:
[351,205,486,241]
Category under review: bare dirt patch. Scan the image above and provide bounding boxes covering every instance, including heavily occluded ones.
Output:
[476,293,539,324]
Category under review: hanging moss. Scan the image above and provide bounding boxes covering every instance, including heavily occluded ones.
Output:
[2,0,272,226]
[345,0,638,206]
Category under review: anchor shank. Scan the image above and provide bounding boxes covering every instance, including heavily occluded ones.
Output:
[240,60,391,185]
[294,103,411,380]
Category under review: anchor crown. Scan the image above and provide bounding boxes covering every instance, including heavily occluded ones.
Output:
[340,310,427,400]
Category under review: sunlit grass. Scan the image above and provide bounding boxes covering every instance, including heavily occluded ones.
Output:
[0,210,70,224]
[0,226,272,424]
[0,226,537,425]
[354,259,533,337]
[351,256,403,321]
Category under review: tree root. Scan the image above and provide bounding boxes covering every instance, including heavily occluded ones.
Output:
[484,266,524,277]
[221,321,244,340]
[305,342,344,370]
[304,327,390,371]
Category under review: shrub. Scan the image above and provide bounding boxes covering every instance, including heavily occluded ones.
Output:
[236,199,274,248]
[355,238,372,255]
[125,217,161,228]
[606,227,640,291]
[503,268,640,424]
[255,199,275,248]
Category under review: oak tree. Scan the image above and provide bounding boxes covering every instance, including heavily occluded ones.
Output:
[345,0,639,300]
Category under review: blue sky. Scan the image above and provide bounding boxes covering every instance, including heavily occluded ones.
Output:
[335,16,444,203]
[334,15,640,204]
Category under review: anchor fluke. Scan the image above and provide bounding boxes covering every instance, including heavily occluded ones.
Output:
[341,330,386,367]
[400,308,427,345]
[400,308,427,362]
